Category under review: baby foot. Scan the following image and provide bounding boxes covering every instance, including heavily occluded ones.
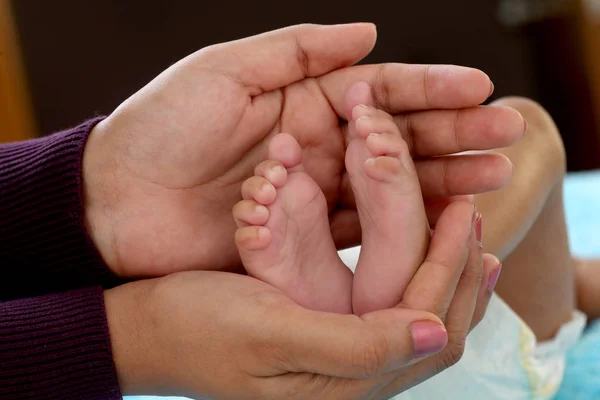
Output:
[348,104,431,316]
[234,133,353,314]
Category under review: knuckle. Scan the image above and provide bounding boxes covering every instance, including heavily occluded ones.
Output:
[461,260,484,287]
[400,285,449,319]
[245,293,295,364]
[373,64,393,112]
[437,339,466,369]
[424,256,456,273]
[352,330,390,378]
[422,64,432,108]
[295,38,310,76]
[452,109,462,151]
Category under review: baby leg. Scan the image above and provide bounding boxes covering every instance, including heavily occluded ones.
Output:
[475,97,578,340]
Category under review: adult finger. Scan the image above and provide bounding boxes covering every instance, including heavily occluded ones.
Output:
[395,106,526,157]
[441,213,484,332]
[374,219,486,399]
[195,23,377,95]
[471,253,502,330]
[343,205,479,399]
[342,82,524,157]
[321,64,494,117]
[337,152,511,210]
[424,195,475,227]
[400,201,475,318]
[329,196,474,251]
[415,153,514,198]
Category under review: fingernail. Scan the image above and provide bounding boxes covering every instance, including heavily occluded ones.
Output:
[261,182,272,192]
[475,214,483,247]
[523,118,528,134]
[410,321,448,358]
[487,263,502,292]
[471,206,478,228]
[488,81,495,97]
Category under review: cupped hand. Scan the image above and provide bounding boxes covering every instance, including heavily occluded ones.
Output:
[105,200,500,399]
[83,23,524,278]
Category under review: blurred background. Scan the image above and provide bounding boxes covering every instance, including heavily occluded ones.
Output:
[2,0,600,171]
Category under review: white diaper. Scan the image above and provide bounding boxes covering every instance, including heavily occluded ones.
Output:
[337,246,587,400]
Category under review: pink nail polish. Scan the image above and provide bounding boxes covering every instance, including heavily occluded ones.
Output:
[487,264,502,292]
[410,321,448,358]
[475,214,483,246]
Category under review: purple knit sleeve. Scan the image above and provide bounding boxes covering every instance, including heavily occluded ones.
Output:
[0,287,121,400]
[0,119,124,398]
[0,117,124,298]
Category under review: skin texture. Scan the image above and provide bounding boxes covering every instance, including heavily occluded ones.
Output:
[83,23,522,399]
[82,23,525,279]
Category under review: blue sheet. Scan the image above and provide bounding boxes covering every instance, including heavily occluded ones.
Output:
[554,170,600,399]
[126,170,600,400]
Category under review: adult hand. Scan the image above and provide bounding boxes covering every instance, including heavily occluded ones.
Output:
[104,201,500,399]
[84,23,524,278]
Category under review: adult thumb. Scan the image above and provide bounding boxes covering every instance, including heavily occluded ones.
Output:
[194,23,377,94]
[273,305,448,379]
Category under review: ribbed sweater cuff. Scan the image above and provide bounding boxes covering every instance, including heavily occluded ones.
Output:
[0,118,124,298]
[0,286,122,399]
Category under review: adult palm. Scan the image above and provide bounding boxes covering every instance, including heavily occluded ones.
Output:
[83,23,524,278]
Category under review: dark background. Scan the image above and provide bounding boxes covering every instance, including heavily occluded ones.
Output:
[11,0,600,170]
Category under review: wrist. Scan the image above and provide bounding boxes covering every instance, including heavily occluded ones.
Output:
[104,279,170,396]
[83,119,122,275]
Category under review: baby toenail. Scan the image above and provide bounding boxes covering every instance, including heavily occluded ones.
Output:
[353,104,368,114]
[365,157,376,167]
[255,205,268,215]
[272,165,285,174]
[257,227,269,239]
